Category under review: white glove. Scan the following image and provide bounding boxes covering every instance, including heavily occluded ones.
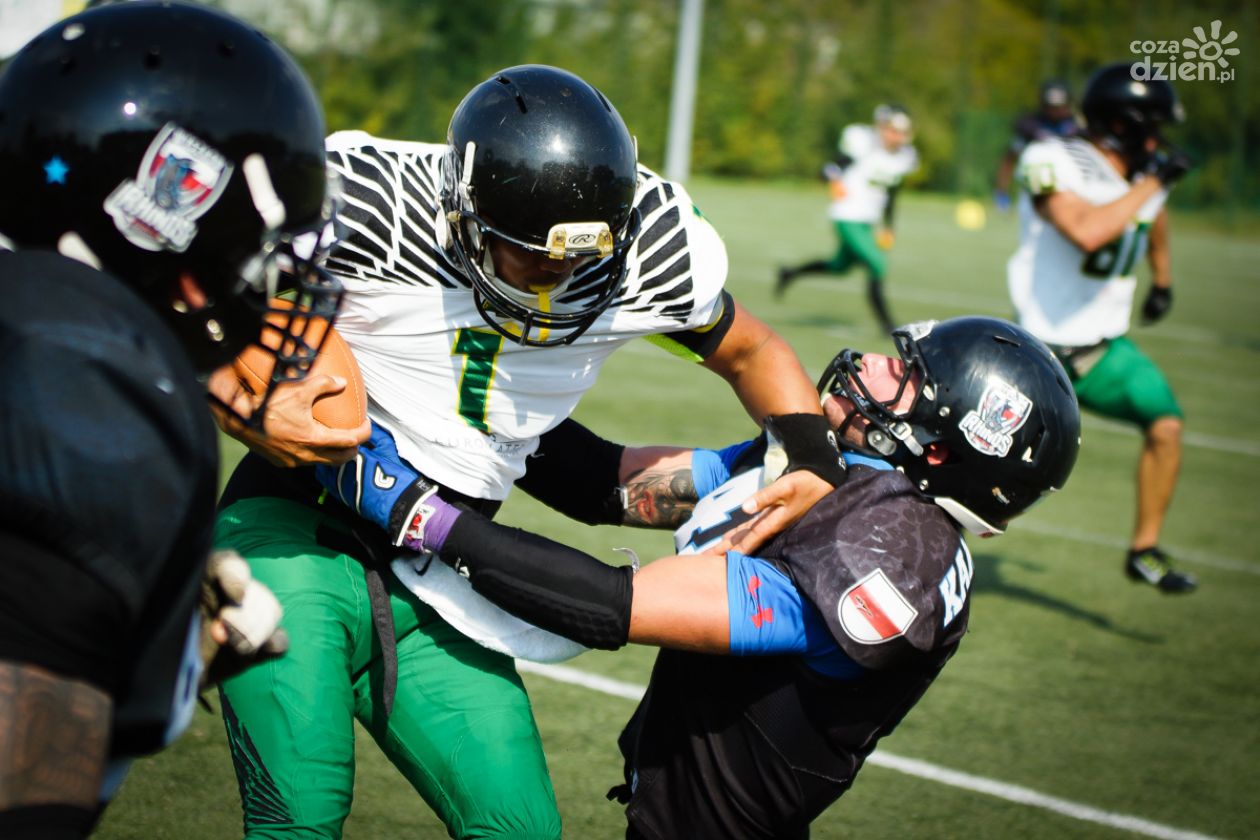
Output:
[200,550,287,688]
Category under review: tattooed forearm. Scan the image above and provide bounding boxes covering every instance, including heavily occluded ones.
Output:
[0,661,110,809]
[622,465,698,529]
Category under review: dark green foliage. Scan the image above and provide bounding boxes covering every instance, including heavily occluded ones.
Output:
[228,0,1255,212]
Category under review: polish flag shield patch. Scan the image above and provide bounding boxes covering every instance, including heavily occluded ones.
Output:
[838,569,918,644]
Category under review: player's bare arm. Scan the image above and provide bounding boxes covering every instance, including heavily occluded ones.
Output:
[1148,207,1171,288]
[699,301,839,551]
[1036,179,1163,253]
[0,662,110,810]
[700,300,822,423]
[627,553,731,652]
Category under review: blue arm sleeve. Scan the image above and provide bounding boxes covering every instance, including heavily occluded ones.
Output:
[725,551,822,656]
[691,439,757,498]
[726,551,866,679]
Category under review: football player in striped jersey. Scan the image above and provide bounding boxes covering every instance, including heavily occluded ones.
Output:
[1006,61,1196,593]
[213,65,845,838]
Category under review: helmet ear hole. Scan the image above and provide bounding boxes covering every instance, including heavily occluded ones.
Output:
[926,443,951,466]
[1023,428,1047,464]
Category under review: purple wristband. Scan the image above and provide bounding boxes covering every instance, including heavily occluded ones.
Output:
[399,493,463,554]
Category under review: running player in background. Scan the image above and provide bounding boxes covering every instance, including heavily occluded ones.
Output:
[1007,61,1195,593]
[776,104,919,335]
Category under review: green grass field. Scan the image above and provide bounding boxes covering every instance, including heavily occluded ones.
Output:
[97,183,1260,839]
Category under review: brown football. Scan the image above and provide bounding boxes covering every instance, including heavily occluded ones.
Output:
[232,300,368,430]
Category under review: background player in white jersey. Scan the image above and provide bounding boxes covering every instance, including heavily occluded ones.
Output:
[1007,61,1195,592]
[776,104,919,334]
[326,316,1081,839]
[212,65,847,838]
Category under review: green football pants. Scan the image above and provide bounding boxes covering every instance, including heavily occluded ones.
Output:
[1070,336,1183,429]
[829,220,887,281]
[215,497,561,840]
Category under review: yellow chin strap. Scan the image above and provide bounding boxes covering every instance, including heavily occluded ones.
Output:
[502,287,552,343]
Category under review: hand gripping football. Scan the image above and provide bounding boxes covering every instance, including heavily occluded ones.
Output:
[232,299,368,430]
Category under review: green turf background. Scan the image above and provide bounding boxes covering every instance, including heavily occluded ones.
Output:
[97,183,1259,839]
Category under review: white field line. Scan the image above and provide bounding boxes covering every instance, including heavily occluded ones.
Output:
[1015,520,1260,576]
[1078,414,1260,459]
[516,660,1225,840]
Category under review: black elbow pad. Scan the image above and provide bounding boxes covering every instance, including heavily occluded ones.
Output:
[442,512,633,650]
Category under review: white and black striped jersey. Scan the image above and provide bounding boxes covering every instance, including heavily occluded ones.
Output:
[323,131,729,500]
[1007,136,1168,347]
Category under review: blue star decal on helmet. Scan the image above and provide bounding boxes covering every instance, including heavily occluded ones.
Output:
[44,156,69,185]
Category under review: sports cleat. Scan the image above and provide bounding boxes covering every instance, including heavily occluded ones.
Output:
[1125,547,1197,594]
[775,267,794,300]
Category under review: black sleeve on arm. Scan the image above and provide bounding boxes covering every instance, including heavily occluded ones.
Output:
[440,511,634,650]
[515,419,627,525]
[656,290,736,361]
[883,184,900,229]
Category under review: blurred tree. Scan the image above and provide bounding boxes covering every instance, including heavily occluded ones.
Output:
[221,0,1257,215]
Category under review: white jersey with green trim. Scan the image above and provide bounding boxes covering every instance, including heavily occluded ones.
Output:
[828,124,918,224]
[1007,136,1168,347]
[323,131,728,500]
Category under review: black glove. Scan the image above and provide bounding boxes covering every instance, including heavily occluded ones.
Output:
[1151,149,1193,187]
[1141,285,1173,324]
[764,413,847,488]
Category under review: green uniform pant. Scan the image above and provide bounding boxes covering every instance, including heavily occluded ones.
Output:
[215,497,561,840]
[829,220,887,281]
[1068,336,1183,429]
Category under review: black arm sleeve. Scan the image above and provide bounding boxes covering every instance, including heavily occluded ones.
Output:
[656,290,736,361]
[883,184,900,229]
[515,419,627,525]
[440,511,634,650]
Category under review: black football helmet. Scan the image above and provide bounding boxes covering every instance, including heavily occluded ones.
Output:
[0,1,342,414]
[1080,62,1184,170]
[819,316,1081,536]
[440,64,641,346]
[1039,79,1072,110]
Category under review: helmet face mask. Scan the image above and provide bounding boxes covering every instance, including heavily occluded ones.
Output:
[819,317,1082,536]
[440,65,641,346]
[0,0,343,424]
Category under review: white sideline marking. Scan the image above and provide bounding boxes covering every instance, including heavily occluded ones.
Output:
[1080,414,1260,459]
[516,661,1223,840]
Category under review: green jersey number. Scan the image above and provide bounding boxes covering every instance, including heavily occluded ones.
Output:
[1082,221,1150,279]
[452,328,504,433]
